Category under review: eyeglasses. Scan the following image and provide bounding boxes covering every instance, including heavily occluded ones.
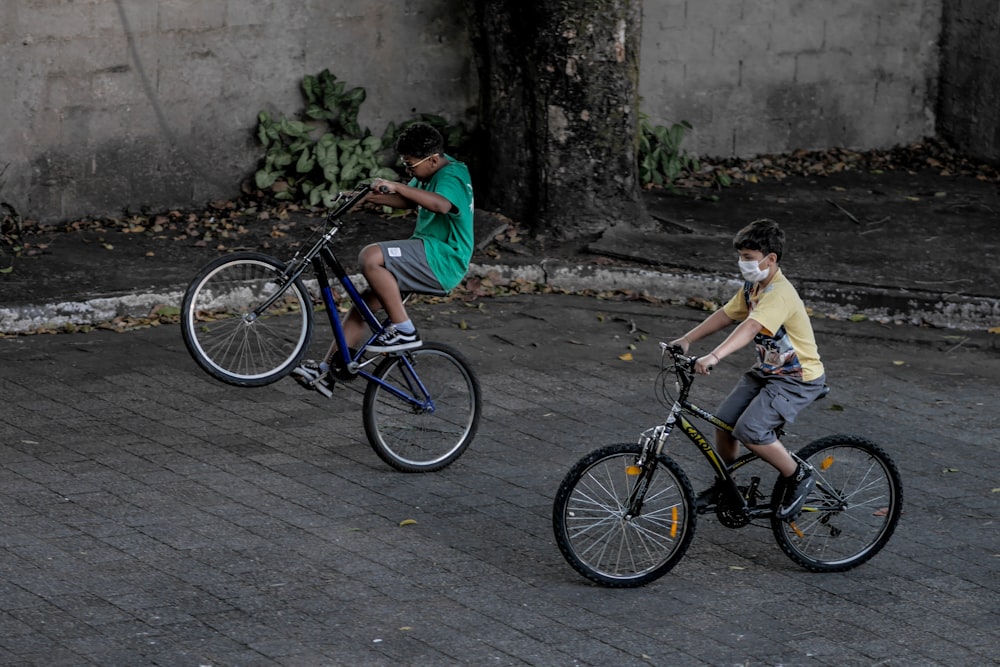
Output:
[400,153,438,170]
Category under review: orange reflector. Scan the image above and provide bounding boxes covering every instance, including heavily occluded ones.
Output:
[671,506,678,538]
[821,455,835,471]
[789,521,804,539]
[625,465,641,476]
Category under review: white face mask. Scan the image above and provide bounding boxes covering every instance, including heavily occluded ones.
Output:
[738,256,770,283]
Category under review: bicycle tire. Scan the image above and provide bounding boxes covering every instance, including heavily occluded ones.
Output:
[771,434,903,572]
[552,443,696,587]
[181,252,313,386]
[362,342,480,472]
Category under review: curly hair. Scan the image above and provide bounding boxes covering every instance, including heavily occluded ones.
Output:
[395,122,444,158]
[733,218,785,261]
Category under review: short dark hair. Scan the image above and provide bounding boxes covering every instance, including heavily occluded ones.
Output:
[395,122,444,158]
[733,218,785,261]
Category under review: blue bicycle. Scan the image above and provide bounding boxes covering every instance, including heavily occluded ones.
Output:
[180,183,481,472]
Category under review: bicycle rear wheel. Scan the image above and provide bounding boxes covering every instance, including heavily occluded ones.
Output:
[181,252,313,386]
[362,342,480,472]
[772,434,902,572]
[552,443,696,587]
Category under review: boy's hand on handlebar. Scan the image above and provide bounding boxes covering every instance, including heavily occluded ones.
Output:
[668,336,689,353]
[370,178,395,195]
[694,353,717,375]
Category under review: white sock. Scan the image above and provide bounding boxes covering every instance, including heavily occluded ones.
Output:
[394,320,415,334]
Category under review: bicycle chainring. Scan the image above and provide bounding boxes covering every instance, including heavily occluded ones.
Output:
[716,503,752,528]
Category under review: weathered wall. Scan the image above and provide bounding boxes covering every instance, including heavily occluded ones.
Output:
[936,0,1000,163]
[0,0,475,222]
[639,0,942,157]
[2,0,944,223]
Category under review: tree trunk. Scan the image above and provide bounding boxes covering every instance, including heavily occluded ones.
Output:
[466,0,649,242]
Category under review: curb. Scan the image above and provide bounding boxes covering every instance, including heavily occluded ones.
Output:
[1,261,996,334]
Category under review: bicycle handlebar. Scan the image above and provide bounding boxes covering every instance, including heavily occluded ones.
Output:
[658,342,698,370]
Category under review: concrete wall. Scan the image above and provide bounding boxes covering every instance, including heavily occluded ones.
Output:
[2,0,943,223]
[936,0,1000,164]
[639,0,942,157]
[0,0,475,223]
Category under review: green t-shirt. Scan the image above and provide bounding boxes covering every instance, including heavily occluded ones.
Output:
[409,156,474,291]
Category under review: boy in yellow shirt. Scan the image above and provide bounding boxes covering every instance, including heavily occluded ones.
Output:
[671,218,826,519]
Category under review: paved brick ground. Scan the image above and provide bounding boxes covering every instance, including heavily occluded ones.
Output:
[1,294,998,666]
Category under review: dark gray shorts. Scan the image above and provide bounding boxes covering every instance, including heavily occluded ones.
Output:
[374,239,447,296]
[716,369,827,445]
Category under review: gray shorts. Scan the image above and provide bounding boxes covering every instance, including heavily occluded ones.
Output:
[716,369,827,445]
[374,239,447,296]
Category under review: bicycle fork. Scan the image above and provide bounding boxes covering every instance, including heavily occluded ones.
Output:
[624,423,674,519]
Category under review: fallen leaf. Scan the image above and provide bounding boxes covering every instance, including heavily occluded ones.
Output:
[942,467,959,473]
[399,519,418,526]
[618,352,633,362]
[893,360,905,366]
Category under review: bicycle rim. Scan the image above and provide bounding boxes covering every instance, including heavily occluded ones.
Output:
[552,444,695,587]
[181,254,312,386]
[772,435,903,572]
[362,343,480,472]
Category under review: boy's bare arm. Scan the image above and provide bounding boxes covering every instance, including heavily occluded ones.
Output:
[368,178,454,213]
[674,309,735,350]
[693,317,763,374]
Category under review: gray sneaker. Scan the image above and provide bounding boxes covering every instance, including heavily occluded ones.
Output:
[775,463,815,520]
[291,361,334,398]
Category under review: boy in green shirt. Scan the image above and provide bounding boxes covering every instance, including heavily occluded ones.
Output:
[671,219,827,519]
[293,123,474,396]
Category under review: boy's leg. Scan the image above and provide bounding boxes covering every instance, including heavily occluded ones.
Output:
[358,244,409,325]
[714,428,741,466]
[743,439,797,476]
[696,373,761,508]
[321,290,381,363]
[733,375,828,517]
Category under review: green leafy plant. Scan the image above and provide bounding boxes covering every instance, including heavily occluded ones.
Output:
[254,69,398,208]
[254,71,472,209]
[638,116,731,190]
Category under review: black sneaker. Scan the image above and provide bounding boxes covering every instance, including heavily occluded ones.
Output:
[367,325,422,353]
[775,463,815,519]
[291,361,334,398]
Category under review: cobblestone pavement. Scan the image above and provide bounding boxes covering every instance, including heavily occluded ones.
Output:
[1,294,998,666]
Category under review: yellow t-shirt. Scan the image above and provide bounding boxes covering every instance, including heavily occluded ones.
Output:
[722,270,825,381]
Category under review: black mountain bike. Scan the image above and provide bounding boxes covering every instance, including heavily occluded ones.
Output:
[552,343,902,587]
[180,183,480,473]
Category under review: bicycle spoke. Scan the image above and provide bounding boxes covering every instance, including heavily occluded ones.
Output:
[553,445,695,586]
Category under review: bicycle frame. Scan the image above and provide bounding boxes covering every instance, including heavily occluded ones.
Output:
[265,184,436,412]
[633,345,773,518]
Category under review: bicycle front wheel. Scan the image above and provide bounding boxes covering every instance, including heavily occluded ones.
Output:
[552,443,696,587]
[772,434,903,572]
[362,342,480,472]
[181,252,313,386]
